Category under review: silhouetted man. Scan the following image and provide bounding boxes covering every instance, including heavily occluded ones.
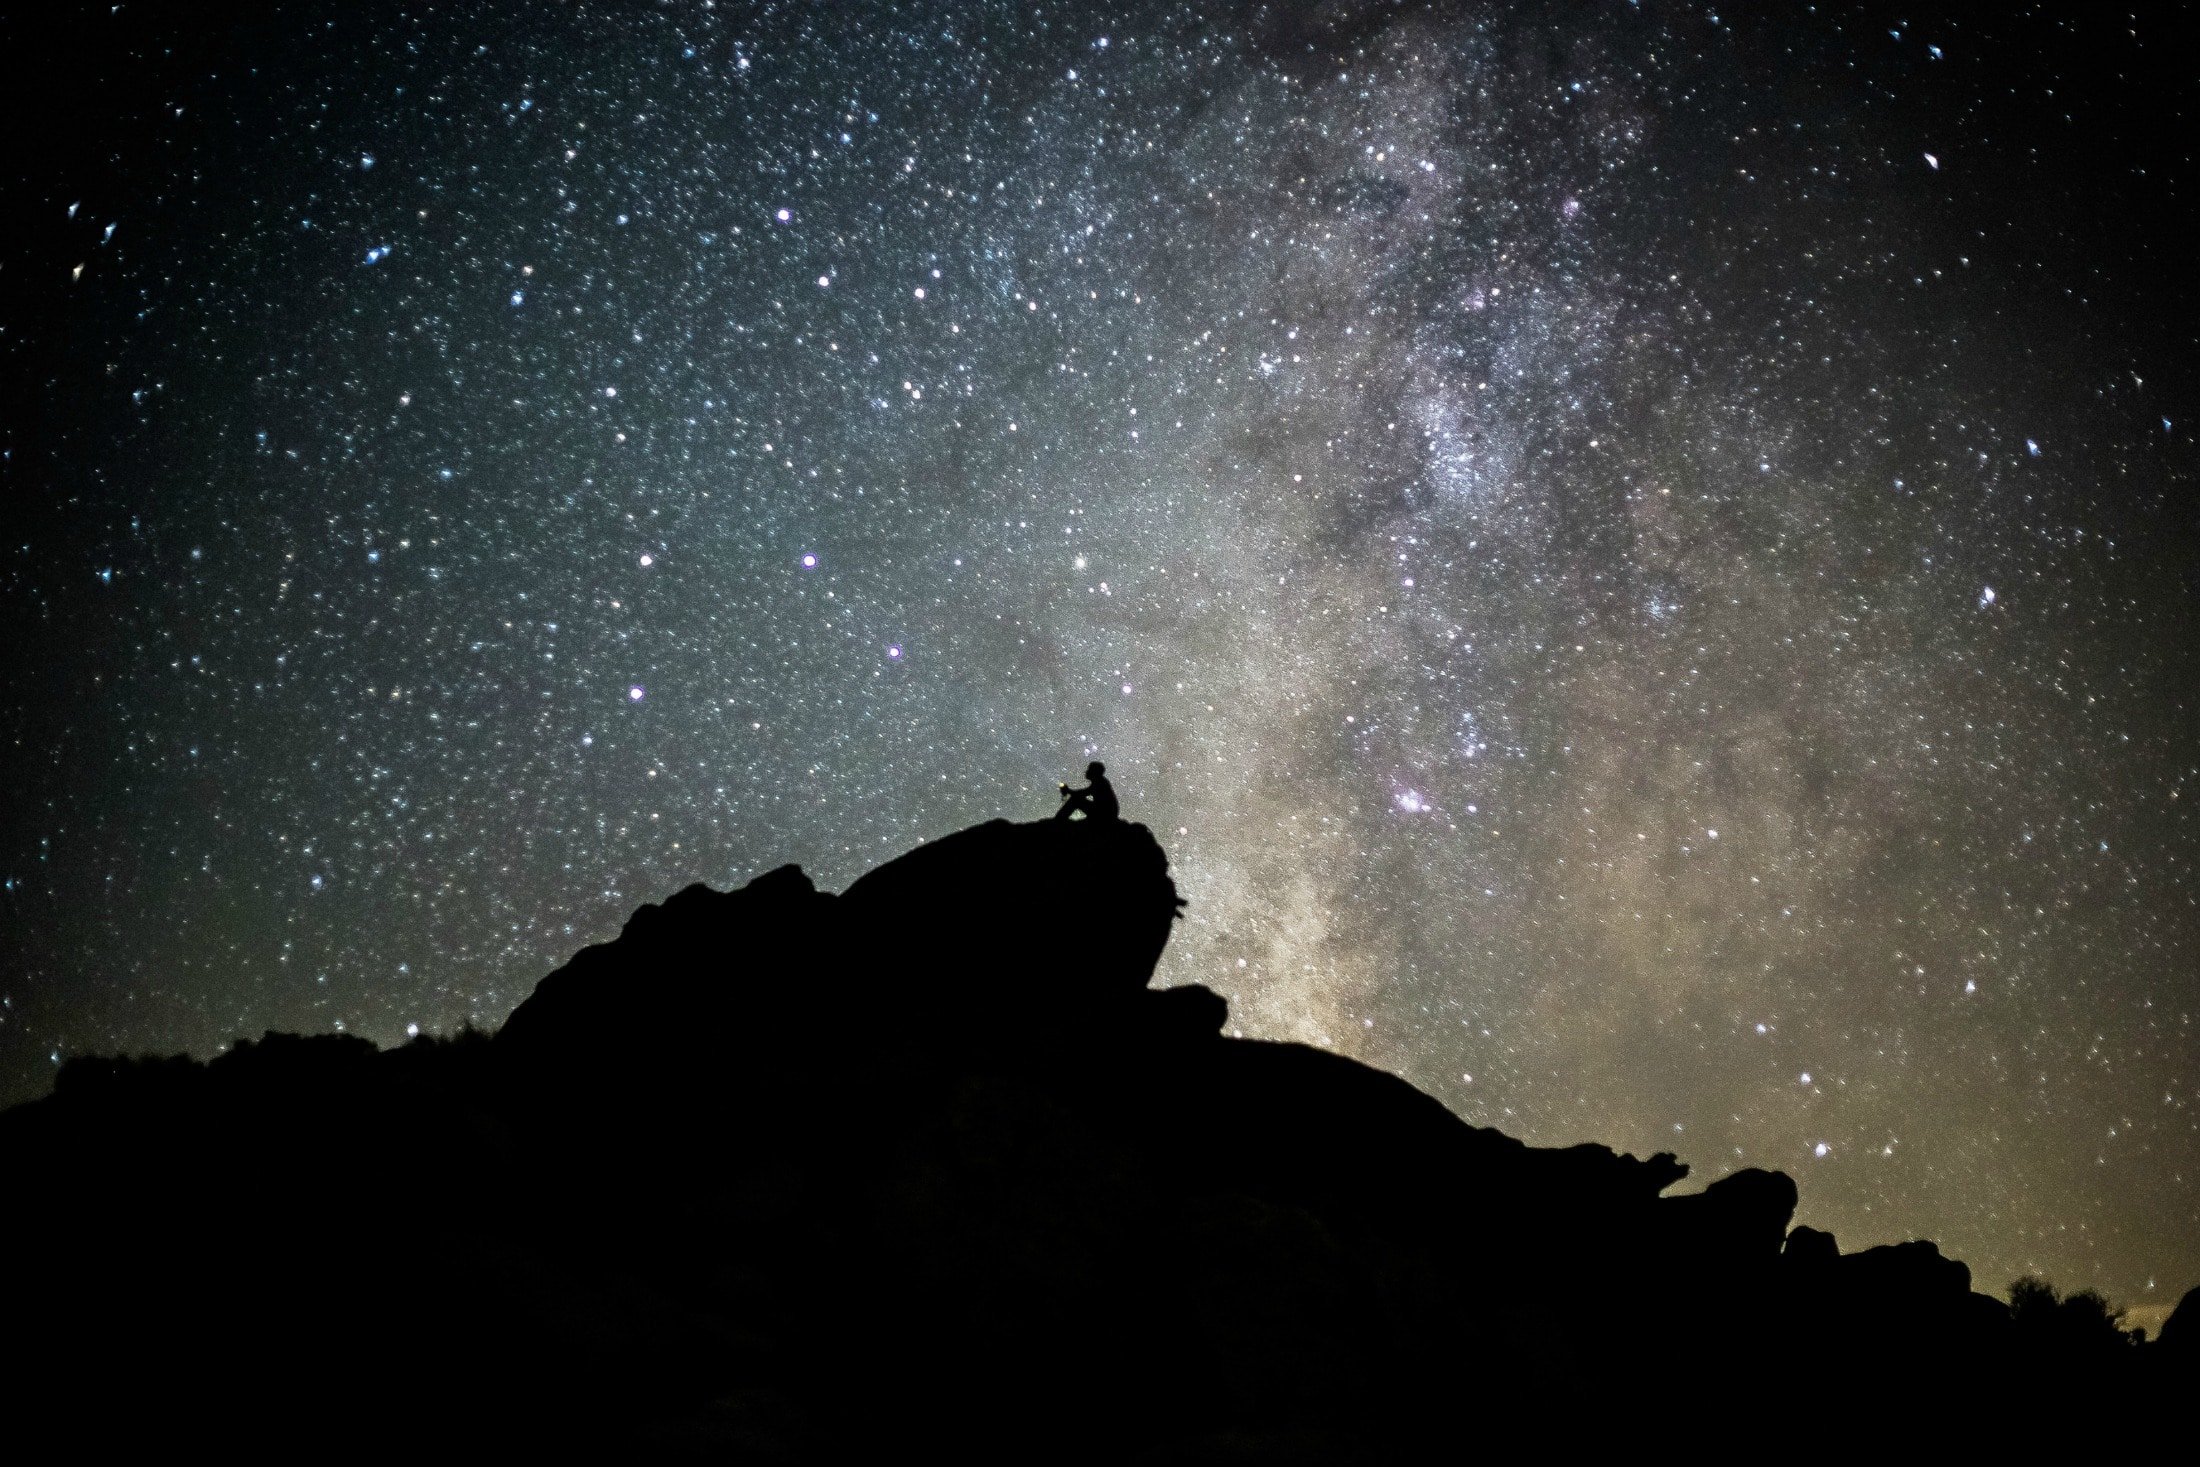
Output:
[1055,761,1119,822]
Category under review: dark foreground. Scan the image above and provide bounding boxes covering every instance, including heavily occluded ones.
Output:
[2,819,2189,1456]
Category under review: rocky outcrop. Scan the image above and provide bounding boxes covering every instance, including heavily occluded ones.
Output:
[2161,1287,2200,1355]
[0,818,2182,1456]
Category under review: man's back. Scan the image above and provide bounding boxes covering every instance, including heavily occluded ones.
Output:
[1086,774,1119,821]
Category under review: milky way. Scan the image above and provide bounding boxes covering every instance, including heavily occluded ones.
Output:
[5,1,2195,1313]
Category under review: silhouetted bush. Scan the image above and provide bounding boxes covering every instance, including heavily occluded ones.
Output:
[2010,1274,2142,1353]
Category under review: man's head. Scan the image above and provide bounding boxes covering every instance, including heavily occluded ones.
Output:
[1086,761,1106,779]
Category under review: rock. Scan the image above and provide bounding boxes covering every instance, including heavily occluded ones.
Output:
[1661,1167,1798,1263]
[1840,1238,1972,1299]
[0,814,2175,1454]
[2160,1285,2200,1356]
[499,862,839,1076]
[1783,1224,1840,1269]
[840,816,1184,1003]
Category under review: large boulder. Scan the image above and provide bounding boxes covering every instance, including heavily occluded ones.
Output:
[498,819,1187,1083]
[1659,1167,1799,1264]
[499,862,837,1066]
[841,817,1183,1006]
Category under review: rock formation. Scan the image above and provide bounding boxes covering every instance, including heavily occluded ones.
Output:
[0,819,2182,1455]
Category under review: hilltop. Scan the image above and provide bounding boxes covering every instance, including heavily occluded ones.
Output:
[0,818,2186,1455]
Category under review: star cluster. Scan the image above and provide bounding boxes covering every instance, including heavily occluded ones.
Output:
[4,1,2195,1311]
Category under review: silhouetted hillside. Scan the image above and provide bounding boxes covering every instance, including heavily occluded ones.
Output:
[0,819,2186,1455]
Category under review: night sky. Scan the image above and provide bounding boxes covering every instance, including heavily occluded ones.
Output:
[5,2,2196,1313]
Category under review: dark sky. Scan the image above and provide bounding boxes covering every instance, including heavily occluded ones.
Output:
[5,1,2196,1311]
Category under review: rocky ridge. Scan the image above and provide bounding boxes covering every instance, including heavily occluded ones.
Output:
[1,818,2185,1455]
